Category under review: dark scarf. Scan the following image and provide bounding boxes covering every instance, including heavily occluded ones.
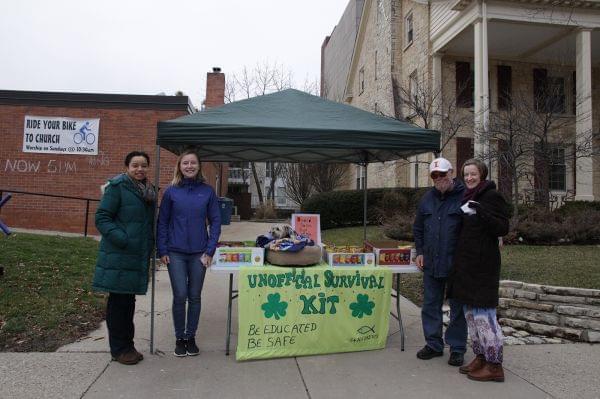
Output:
[462,180,490,204]
[125,174,156,204]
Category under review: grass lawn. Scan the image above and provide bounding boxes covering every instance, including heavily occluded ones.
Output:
[322,226,600,306]
[0,233,104,352]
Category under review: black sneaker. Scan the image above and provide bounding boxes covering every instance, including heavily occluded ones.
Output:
[186,337,199,356]
[174,339,187,357]
[416,345,443,360]
[448,352,465,366]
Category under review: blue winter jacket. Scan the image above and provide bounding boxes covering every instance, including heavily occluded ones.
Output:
[157,178,221,257]
[412,179,465,278]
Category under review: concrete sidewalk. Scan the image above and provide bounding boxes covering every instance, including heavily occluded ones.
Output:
[1,222,599,398]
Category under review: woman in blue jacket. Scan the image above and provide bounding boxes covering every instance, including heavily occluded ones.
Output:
[157,149,221,357]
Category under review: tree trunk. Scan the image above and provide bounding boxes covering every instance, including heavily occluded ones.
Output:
[250,162,263,205]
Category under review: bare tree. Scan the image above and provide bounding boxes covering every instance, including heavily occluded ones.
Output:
[394,70,472,154]
[224,61,317,206]
[309,164,349,193]
[484,76,597,215]
[265,161,286,201]
[280,163,314,206]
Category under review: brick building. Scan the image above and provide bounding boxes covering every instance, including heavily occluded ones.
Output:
[0,69,228,234]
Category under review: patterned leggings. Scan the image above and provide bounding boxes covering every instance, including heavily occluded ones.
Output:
[463,305,504,364]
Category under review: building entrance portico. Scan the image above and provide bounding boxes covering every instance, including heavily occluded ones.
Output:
[430,0,599,201]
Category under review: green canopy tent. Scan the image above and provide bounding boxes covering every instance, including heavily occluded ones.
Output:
[157,89,439,163]
[151,89,440,352]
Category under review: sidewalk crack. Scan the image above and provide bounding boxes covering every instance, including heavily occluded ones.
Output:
[294,357,312,399]
[79,360,110,398]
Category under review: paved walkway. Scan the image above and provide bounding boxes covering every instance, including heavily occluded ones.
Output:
[1,222,599,398]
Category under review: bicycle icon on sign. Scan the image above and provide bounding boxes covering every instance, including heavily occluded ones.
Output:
[73,121,96,145]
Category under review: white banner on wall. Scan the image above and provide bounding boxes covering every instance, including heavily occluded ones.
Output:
[23,116,100,155]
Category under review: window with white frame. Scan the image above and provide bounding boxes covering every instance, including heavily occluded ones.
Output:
[265,161,274,178]
[405,12,413,47]
[549,146,566,191]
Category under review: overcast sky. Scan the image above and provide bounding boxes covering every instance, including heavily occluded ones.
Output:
[0,0,349,107]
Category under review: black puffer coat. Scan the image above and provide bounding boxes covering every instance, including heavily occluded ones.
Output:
[447,181,509,308]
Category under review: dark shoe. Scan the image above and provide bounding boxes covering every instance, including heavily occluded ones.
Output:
[132,347,144,361]
[186,337,199,356]
[112,350,140,365]
[460,355,485,374]
[468,362,505,382]
[448,352,464,366]
[174,339,187,357]
[416,345,443,360]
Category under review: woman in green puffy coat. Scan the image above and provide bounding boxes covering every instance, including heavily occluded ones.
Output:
[93,151,156,365]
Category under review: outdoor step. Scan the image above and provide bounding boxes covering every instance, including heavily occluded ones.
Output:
[230,215,241,222]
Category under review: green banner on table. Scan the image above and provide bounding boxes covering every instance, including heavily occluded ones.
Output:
[237,266,392,360]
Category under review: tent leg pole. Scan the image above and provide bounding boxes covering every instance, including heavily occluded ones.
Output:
[150,145,161,355]
[363,163,368,243]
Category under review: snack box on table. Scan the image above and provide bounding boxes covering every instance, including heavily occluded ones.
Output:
[364,240,416,266]
[213,247,264,267]
[323,245,374,267]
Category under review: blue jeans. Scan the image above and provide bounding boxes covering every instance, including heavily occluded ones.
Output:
[421,273,467,353]
[167,251,207,339]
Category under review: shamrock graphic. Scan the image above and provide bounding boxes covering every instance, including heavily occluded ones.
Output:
[261,293,288,320]
[349,294,375,318]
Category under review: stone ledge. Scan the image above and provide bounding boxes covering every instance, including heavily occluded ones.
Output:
[499,318,583,340]
[498,280,600,343]
[557,305,600,318]
[499,298,555,312]
[498,308,560,325]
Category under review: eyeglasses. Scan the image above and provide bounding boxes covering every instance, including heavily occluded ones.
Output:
[430,171,448,179]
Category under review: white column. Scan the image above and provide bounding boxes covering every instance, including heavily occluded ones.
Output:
[575,28,594,201]
[473,1,489,163]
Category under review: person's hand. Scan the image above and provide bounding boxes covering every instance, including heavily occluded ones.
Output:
[415,255,424,271]
[201,254,212,268]
[160,255,170,266]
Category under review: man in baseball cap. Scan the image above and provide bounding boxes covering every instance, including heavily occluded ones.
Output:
[413,157,467,367]
[428,157,455,195]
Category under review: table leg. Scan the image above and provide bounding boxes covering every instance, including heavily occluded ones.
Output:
[396,273,405,351]
[226,273,233,356]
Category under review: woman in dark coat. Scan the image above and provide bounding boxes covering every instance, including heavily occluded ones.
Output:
[447,158,509,382]
[93,151,156,365]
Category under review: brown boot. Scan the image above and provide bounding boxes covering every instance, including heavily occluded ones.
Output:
[459,355,486,375]
[132,347,144,361]
[467,361,505,382]
[112,350,140,365]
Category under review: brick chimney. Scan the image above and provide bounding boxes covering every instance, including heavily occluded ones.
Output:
[205,67,225,109]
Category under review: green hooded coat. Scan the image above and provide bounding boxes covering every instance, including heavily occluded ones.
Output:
[92,173,154,294]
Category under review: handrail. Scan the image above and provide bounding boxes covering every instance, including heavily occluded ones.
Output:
[0,188,100,237]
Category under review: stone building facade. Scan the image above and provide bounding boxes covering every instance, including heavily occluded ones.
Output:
[322,0,600,202]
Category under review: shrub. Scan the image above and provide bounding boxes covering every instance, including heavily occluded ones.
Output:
[301,187,427,230]
[512,206,600,245]
[555,200,600,216]
[381,213,415,241]
[253,201,277,220]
